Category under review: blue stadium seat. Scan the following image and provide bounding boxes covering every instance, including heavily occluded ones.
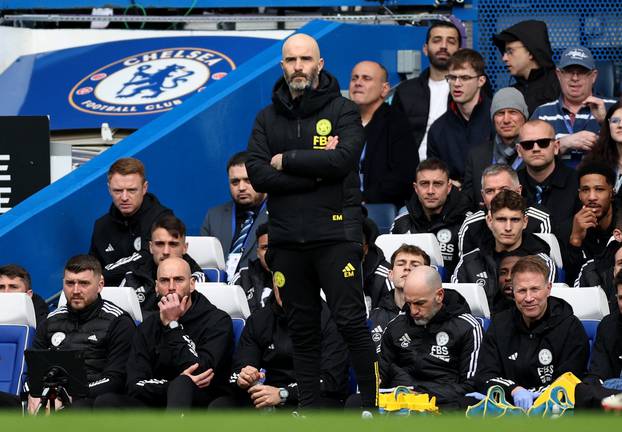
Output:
[231,317,245,348]
[581,319,599,350]
[475,316,490,332]
[0,324,34,395]
[204,268,227,283]
[594,61,615,98]
[186,236,227,282]
[364,203,397,235]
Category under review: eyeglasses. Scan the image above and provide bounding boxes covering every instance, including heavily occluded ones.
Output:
[558,68,593,79]
[609,116,622,125]
[445,74,481,83]
[503,46,526,56]
[518,138,553,150]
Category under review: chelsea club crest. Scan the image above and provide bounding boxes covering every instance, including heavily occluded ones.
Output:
[69,47,235,116]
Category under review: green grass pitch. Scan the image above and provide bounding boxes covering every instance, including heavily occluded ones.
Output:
[1,411,620,432]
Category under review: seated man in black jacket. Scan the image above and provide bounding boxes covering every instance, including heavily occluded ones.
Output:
[379,265,481,408]
[96,257,233,410]
[120,214,205,315]
[472,255,589,411]
[212,282,349,410]
[452,190,556,314]
[28,255,135,412]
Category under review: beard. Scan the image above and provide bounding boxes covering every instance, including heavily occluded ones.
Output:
[428,49,451,70]
[285,66,320,93]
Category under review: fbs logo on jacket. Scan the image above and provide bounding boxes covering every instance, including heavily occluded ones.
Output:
[313,118,332,149]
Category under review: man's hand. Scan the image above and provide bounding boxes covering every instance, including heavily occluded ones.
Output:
[558,131,598,153]
[158,293,190,326]
[181,363,214,389]
[570,205,598,247]
[324,135,339,150]
[248,384,281,408]
[270,154,283,171]
[583,96,607,124]
[236,365,263,389]
[27,395,66,415]
[511,386,536,411]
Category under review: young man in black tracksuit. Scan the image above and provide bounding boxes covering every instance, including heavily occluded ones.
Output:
[391,158,471,277]
[96,257,233,410]
[119,214,205,316]
[89,157,172,286]
[28,255,135,412]
[230,223,273,313]
[472,256,589,411]
[245,34,377,410]
[215,287,348,410]
[379,266,482,408]
[452,190,556,315]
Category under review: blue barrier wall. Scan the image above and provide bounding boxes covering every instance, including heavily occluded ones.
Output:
[0,20,427,301]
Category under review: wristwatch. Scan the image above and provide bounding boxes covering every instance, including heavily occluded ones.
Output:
[168,320,180,329]
[278,387,289,405]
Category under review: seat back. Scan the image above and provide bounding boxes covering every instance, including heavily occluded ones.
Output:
[443,283,491,319]
[0,324,34,395]
[58,287,143,323]
[550,286,610,320]
[581,319,600,351]
[375,233,444,267]
[364,203,397,235]
[594,61,615,98]
[231,317,245,348]
[194,282,251,319]
[0,293,37,328]
[186,236,227,282]
[534,233,564,281]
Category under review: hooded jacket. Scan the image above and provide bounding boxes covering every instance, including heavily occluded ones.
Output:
[378,291,481,406]
[126,291,233,402]
[492,20,561,115]
[574,237,620,313]
[391,188,472,276]
[452,233,556,315]
[586,309,622,384]
[246,70,364,246]
[89,192,172,286]
[229,297,349,404]
[473,296,589,394]
[230,258,273,313]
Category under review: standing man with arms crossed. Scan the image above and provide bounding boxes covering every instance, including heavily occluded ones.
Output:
[246,33,377,413]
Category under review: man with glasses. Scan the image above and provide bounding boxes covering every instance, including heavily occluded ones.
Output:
[493,20,560,115]
[531,47,617,167]
[391,158,471,276]
[427,49,492,185]
[516,120,579,248]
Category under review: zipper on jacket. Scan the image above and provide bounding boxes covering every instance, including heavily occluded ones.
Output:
[297,119,301,138]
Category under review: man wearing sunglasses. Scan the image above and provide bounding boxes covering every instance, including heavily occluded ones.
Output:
[531,47,617,168]
[516,120,579,249]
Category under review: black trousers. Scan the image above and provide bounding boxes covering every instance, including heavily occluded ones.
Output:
[268,242,378,409]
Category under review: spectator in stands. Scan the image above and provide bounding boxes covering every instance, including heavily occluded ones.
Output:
[230,223,272,313]
[567,161,618,282]
[392,20,461,161]
[531,47,617,167]
[369,244,430,351]
[427,49,492,184]
[119,214,205,315]
[463,88,528,208]
[458,164,551,255]
[584,101,622,193]
[472,255,589,411]
[498,254,521,300]
[517,120,579,242]
[200,151,268,281]
[213,282,348,410]
[574,210,622,313]
[90,157,172,286]
[379,265,481,408]
[0,264,47,324]
[28,255,135,412]
[97,257,233,410]
[492,20,560,115]
[391,158,471,276]
[452,190,556,314]
[349,60,417,206]
[361,217,391,309]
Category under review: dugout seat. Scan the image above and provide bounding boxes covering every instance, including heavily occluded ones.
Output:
[231,317,245,348]
[376,233,445,278]
[186,236,227,282]
[534,233,564,282]
[364,203,397,235]
[0,292,37,328]
[58,286,143,323]
[442,283,491,319]
[194,282,251,320]
[0,324,33,395]
[550,286,610,320]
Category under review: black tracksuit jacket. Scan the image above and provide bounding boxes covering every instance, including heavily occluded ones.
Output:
[126,291,233,402]
[230,297,349,403]
[586,310,622,384]
[89,193,172,285]
[574,237,620,313]
[246,70,364,247]
[472,296,589,394]
[229,258,272,313]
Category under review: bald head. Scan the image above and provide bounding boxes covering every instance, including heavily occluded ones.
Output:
[282,33,321,60]
[157,256,191,278]
[403,266,444,325]
[156,256,194,300]
[281,33,324,97]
